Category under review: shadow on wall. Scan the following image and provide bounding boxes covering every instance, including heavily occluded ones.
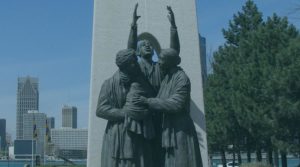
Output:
[190,99,206,148]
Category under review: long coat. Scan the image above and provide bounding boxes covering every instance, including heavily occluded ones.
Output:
[96,71,153,167]
[147,67,203,167]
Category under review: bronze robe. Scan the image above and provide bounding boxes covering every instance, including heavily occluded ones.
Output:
[124,82,155,140]
[147,67,203,167]
[96,71,153,167]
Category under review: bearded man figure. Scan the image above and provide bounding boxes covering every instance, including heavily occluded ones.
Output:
[139,49,203,167]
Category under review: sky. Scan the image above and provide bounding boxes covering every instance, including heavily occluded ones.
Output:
[0,0,299,140]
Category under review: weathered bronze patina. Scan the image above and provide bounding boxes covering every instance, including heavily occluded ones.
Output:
[96,4,203,167]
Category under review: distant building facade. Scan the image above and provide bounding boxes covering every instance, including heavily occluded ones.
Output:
[23,111,46,158]
[14,139,36,159]
[47,117,55,129]
[199,35,207,84]
[6,133,12,146]
[62,106,77,129]
[51,128,88,159]
[0,119,6,151]
[16,76,39,139]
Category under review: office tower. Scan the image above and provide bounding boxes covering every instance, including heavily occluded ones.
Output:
[62,105,77,128]
[47,117,55,129]
[0,119,6,151]
[16,76,39,139]
[199,35,207,84]
[51,128,88,159]
[23,111,46,157]
[6,133,12,146]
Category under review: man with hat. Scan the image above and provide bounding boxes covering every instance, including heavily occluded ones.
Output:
[138,48,203,167]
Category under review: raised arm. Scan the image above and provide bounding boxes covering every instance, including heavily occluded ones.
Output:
[127,3,140,50]
[167,6,180,54]
[96,81,125,121]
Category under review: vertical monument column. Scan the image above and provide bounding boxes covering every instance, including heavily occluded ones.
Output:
[87,0,208,167]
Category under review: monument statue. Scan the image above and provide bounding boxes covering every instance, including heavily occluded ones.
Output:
[95,3,203,167]
[89,0,208,166]
[96,49,154,167]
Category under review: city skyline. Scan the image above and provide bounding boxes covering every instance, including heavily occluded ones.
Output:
[1,0,300,140]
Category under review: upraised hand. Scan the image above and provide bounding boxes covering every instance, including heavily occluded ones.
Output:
[133,3,141,25]
[167,6,176,28]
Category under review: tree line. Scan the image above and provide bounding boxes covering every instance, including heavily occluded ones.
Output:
[204,1,300,167]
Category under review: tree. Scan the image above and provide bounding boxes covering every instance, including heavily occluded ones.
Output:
[205,1,300,167]
[206,0,267,164]
[205,74,231,166]
[267,29,300,167]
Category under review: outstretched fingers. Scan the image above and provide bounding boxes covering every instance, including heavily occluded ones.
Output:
[133,3,141,22]
[167,6,173,14]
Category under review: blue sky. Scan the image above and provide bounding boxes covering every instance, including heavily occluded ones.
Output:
[197,0,300,70]
[0,1,93,138]
[0,0,299,139]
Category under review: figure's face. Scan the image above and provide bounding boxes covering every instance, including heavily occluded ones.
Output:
[158,54,172,74]
[122,57,140,76]
[139,40,153,59]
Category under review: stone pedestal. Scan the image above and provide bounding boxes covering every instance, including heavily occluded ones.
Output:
[88,0,208,166]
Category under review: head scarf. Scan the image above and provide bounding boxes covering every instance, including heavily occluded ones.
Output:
[115,49,137,69]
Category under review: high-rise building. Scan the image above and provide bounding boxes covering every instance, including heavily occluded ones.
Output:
[6,132,12,146]
[0,119,6,151]
[23,111,46,157]
[51,128,88,159]
[199,35,207,84]
[47,117,55,129]
[62,105,77,129]
[16,76,39,139]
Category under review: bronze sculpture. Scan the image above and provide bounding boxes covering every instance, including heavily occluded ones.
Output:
[139,49,203,167]
[96,49,154,167]
[96,3,203,167]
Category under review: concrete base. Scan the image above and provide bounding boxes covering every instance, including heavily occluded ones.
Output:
[88,0,208,166]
